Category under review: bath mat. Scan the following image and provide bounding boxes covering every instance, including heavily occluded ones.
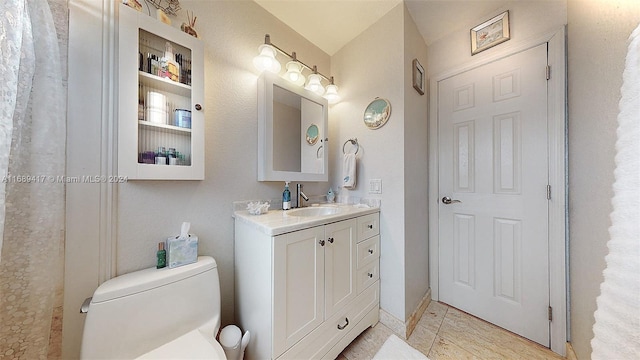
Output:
[372,334,429,360]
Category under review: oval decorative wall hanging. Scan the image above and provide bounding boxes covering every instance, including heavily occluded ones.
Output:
[306,124,319,145]
[363,98,391,130]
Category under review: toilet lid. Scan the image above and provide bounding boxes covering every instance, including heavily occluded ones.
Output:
[137,329,226,359]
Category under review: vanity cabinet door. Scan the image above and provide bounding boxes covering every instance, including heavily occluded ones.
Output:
[273,226,325,358]
[324,219,357,319]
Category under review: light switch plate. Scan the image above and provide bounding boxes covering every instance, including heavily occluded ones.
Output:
[369,179,382,194]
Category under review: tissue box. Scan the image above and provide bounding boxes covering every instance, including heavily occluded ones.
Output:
[165,235,198,268]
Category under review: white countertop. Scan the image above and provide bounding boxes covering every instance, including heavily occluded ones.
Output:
[233,204,380,236]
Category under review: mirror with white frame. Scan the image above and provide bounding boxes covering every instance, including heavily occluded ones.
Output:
[258,72,328,181]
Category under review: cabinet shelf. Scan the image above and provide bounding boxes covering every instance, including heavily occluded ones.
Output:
[139,71,191,97]
[138,120,192,134]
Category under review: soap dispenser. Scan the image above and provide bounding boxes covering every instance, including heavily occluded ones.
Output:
[282,181,291,210]
[327,187,335,203]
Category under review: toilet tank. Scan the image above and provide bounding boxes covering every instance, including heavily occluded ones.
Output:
[81,256,221,359]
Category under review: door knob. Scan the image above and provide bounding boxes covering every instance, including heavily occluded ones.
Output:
[442,196,462,205]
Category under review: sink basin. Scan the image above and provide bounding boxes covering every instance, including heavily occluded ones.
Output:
[286,206,341,217]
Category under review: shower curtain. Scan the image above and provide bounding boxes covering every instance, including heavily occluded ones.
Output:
[0,0,66,357]
[591,23,640,359]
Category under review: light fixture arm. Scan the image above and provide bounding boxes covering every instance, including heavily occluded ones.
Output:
[262,34,335,85]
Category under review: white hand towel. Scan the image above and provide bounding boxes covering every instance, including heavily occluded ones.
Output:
[343,153,356,189]
[316,157,324,173]
[591,22,640,360]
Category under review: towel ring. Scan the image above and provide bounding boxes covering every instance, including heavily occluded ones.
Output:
[342,138,359,155]
[317,145,323,158]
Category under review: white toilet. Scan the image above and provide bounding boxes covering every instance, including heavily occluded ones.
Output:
[80,256,226,359]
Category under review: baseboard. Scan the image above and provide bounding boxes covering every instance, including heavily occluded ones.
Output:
[379,288,432,339]
[379,309,406,338]
[406,288,432,338]
[566,342,578,360]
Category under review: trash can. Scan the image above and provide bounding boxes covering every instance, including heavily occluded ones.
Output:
[219,325,250,360]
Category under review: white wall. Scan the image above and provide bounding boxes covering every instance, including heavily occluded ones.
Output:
[330,3,430,323]
[64,1,331,357]
[567,1,640,358]
[330,3,406,320]
[427,0,567,78]
[402,4,430,320]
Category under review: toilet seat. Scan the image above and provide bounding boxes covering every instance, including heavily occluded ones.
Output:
[137,328,227,359]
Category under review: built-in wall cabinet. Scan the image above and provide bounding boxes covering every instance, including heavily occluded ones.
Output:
[118,4,204,180]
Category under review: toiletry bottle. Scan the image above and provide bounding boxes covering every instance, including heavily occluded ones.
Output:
[150,54,159,76]
[282,181,291,210]
[327,187,335,203]
[157,242,166,269]
[160,42,180,82]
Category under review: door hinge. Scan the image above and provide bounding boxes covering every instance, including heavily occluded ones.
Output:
[546,185,551,200]
[548,306,553,321]
[546,65,551,80]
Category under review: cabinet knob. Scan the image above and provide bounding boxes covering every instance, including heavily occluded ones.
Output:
[367,224,374,229]
[195,104,202,111]
[319,239,325,246]
[368,249,374,254]
[337,317,349,330]
[327,237,334,244]
[367,272,373,278]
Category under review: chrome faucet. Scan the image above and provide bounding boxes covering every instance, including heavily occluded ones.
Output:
[296,183,309,208]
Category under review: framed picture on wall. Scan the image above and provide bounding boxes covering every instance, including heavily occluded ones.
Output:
[471,11,510,55]
[412,59,425,95]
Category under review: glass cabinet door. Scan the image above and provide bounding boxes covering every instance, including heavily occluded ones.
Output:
[119,4,204,180]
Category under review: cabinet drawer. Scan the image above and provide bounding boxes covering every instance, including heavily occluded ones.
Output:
[357,213,379,241]
[278,283,379,360]
[357,235,379,268]
[357,261,379,294]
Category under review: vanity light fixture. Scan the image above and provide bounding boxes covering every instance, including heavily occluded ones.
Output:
[304,67,325,96]
[253,34,340,103]
[323,77,340,104]
[253,40,281,74]
[284,53,306,86]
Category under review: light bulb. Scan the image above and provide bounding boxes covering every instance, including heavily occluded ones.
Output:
[305,73,325,96]
[253,44,281,73]
[323,84,340,104]
[284,61,305,86]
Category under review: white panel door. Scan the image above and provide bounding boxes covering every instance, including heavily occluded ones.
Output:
[273,225,325,358]
[438,44,550,346]
[324,219,357,318]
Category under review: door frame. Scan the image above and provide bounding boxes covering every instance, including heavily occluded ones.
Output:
[428,27,567,356]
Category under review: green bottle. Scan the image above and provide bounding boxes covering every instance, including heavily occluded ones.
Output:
[157,242,166,269]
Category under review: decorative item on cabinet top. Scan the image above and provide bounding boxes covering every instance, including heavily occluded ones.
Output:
[144,0,181,16]
[363,98,391,130]
[181,10,198,38]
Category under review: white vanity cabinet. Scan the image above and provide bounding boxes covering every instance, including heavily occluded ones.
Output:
[234,208,380,360]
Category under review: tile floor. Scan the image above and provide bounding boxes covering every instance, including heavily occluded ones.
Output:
[338,301,564,360]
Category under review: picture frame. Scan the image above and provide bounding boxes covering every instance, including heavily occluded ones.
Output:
[470,11,510,55]
[412,59,425,95]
